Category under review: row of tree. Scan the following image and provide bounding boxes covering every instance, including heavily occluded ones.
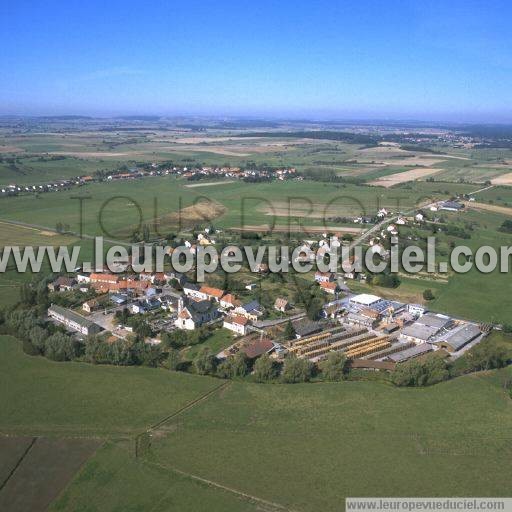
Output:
[392,341,510,387]
[189,348,348,384]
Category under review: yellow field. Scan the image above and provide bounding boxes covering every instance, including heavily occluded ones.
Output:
[463,201,512,216]
[368,168,445,187]
[491,172,512,186]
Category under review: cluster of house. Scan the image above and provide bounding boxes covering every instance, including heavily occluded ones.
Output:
[45,265,298,344]
[1,163,299,199]
[179,282,273,333]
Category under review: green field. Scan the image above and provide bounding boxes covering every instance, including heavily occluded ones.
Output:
[0,176,477,239]
[52,364,512,511]
[1,334,511,511]
[2,125,512,511]
[0,336,220,436]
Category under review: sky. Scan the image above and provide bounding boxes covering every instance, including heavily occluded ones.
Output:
[1,0,511,122]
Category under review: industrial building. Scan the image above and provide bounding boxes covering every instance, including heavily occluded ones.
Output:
[435,324,482,352]
[48,304,102,336]
[401,313,453,344]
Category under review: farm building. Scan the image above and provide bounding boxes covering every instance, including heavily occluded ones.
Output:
[435,324,482,352]
[293,320,326,339]
[439,200,464,212]
[387,343,433,363]
[234,300,264,321]
[48,276,76,292]
[48,304,102,336]
[198,285,225,302]
[401,313,453,344]
[239,338,275,359]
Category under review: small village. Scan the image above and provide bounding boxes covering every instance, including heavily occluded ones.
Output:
[0,162,299,198]
[44,215,490,375]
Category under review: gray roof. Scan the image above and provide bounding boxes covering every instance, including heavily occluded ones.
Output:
[389,343,433,363]
[402,324,440,342]
[293,320,326,337]
[416,313,452,329]
[242,300,261,313]
[437,324,481,351]
[48,304,98,329]
[441,201,463,210]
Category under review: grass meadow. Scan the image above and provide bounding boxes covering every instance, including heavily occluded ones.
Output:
[0,336,219,437]
[49,364,512,512]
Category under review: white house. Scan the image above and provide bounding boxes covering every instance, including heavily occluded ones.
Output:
[223,315,249,335]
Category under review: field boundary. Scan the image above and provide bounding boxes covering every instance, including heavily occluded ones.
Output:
[0,436,37,492]
[144,458,297,512]
[135,380,231,457]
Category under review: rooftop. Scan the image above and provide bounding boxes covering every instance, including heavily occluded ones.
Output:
[350,293,381,306]
[48,304,98,329]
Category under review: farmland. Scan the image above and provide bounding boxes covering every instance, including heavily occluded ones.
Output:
[1,119,512,511]
[0,336,220,436]
[0,332,511,512]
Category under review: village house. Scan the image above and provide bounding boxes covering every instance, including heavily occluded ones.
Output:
[274,297,290,312]
[182,282,202,299]
[223,315,249,336]
[82,299,99,313]
[197,285,225,302]
[234,300,264,321]
[220,293,240,310]
[175,298,219,330]
[319,281,340,295]
[314,271,335,283]
[48,276,76,292]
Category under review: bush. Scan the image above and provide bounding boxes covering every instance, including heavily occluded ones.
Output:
[22,339,41,356]
[253,354,279,382]
[423,289,435,301]
[392,354,449,387]
[319,352,347,381]
[281,356,313,383]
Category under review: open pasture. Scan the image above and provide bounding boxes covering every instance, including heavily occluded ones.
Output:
[0,336,220,437]
[0,178,474,239]
[52,364,512,512]
[0,220,78,247]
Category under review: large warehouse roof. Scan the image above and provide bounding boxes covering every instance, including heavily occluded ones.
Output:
[350,294,381,306]
[437,324,481,352]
